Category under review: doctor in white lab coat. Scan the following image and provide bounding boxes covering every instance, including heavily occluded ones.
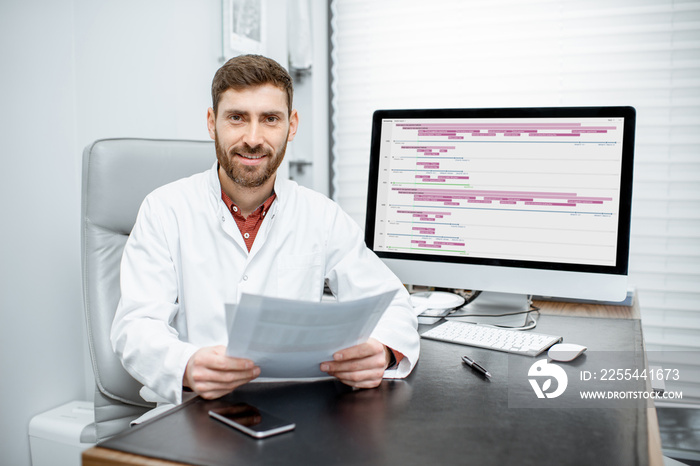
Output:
[111,54,420,407]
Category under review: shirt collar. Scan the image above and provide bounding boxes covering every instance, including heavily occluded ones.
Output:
[221,189,276,219]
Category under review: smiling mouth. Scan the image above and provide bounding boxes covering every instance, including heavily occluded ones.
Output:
[238,153,265,159]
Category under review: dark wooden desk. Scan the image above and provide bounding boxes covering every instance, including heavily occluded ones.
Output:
[84,299,663,466]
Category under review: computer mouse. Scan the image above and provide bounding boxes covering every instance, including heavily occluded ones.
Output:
[410,291,465,310]
[547,343,587,362]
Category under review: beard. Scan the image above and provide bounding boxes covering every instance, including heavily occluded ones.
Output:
[215,131,288,188]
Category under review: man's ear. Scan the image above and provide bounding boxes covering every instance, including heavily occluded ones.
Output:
[287,109,299,142]
[206,107,216,140]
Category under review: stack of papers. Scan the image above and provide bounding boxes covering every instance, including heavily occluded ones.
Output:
[225,290,397,378]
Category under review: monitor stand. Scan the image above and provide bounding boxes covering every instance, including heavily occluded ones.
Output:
[451,291,530,328]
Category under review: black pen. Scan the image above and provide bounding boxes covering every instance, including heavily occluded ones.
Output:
[462,355,492,378]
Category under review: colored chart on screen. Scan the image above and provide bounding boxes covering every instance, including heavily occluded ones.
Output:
[372,117,625,266]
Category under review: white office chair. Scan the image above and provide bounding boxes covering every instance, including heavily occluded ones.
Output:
[81,138,214,441]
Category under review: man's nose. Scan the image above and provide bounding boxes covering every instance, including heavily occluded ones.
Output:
[242,121,264,148]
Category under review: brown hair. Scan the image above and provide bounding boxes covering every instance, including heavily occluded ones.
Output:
[211,54,293,116]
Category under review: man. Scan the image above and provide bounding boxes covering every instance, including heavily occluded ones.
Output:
[111,55,419,407]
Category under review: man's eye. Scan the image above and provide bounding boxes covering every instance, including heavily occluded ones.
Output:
[229,115,242,121]
[266,116,279,123]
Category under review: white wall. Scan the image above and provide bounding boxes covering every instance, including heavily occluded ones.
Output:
[1,2,84,465]
[72,1,222,146]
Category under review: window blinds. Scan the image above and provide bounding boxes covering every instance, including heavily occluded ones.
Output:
[330,0,700,404]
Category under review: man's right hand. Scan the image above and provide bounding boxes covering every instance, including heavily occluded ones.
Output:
[183,345,260,399]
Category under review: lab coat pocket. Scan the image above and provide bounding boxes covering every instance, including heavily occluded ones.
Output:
[277,252,324,300]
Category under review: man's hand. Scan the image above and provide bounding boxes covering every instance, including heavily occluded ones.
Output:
[320,338,391,389]
[183,345,260,399]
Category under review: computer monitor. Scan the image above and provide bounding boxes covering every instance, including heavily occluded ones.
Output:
[364,106,635,310]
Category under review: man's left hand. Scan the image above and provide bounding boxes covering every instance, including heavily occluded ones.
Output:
[320,338,391,389]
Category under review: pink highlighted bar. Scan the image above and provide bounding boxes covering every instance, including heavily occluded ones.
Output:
[397,122,616,139]
[400,146,456,150]
[525,202,577,207]
[398,123,616,129]
[396,210,451,216]
[528,133,582,137]
[393,186,613,208]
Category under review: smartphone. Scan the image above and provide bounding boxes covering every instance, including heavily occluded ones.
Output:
[208,403,295,439]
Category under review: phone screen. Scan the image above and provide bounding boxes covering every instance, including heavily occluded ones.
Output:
[209,403,295,438]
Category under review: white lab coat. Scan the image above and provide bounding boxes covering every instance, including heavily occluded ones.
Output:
[111,163,420,405]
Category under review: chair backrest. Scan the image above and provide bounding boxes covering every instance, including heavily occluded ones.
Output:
[81,138,214,441]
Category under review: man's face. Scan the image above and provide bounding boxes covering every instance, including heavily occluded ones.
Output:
[207,84,298,189]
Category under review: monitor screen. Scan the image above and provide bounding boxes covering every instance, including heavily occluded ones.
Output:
[364,107,635,301]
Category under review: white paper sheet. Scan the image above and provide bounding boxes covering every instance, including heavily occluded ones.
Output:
[225,290,397,378]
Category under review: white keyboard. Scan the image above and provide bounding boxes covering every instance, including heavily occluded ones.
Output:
[421,320,562,356]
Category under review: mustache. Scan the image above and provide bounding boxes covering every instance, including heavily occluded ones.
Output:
[229,143,272,157]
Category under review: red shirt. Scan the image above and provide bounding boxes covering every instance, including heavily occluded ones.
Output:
[221,190,276,252]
